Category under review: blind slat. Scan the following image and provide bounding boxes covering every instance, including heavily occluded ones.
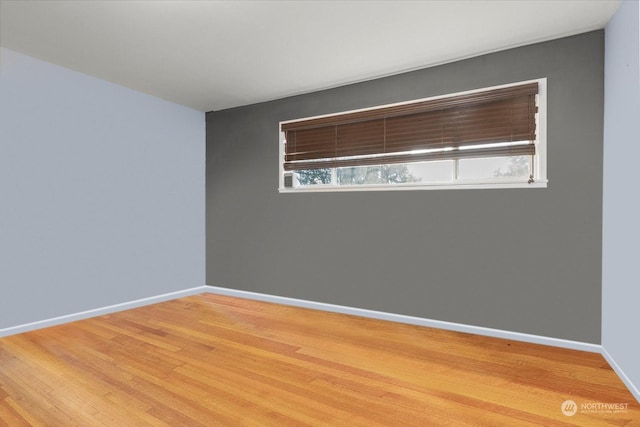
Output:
[283,82,538,171]
[284,144,535,171]
[282,83,538,132]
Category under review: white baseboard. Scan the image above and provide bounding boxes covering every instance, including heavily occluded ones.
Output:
[2,284,636,403]
[0,286,209,338]
[205,286,602,353]
[206,287,640,403]
[602,347,640,403]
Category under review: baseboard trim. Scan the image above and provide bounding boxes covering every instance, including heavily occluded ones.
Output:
[602,347,640,403]
[205,286,602,354]
[0,286,210,338]
[206,287,640,401]
[3,284,635,402]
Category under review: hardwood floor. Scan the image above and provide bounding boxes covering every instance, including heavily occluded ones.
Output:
[0,294,638,426]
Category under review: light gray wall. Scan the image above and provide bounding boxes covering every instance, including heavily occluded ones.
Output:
[603,1,640,397]
[206,31,604,343]
[0,48,205,329]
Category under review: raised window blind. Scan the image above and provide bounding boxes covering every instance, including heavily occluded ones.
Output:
[282,82,538,171]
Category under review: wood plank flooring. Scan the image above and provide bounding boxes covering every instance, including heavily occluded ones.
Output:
[0,293,638,426]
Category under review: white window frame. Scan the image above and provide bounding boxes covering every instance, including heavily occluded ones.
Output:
[278,78,547,192]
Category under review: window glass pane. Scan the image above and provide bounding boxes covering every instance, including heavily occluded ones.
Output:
[336,162,451,185]
[382,164,424,184]
[406,161,454,183]
[337,164,428,185]
[295,169,332,186]
[458,156,530,180]
[337,165,384,185]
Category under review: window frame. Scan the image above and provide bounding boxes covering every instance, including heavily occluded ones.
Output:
[278,78,547,192]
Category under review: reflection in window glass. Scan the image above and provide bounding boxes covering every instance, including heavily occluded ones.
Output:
[382,164,422,184]
[295,169,331,186]
[336,164,425,185]
[338,165,383,185]
[458,156,530,181]
[407,161,454,183]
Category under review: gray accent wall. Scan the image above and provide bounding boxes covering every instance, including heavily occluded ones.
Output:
[603,1,640,396]
[207,31,604,343]
[0,48,205,330]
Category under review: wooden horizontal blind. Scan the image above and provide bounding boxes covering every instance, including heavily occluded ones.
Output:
[282,82,538,171]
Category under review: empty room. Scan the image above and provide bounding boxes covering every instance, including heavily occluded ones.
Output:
[1,0,639,425]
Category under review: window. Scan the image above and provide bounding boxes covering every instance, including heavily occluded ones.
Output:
[279,79,547,192]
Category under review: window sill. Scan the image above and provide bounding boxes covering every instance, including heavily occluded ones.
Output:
[279,180,548,193]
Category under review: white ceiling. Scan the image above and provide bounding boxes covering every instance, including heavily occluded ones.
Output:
[0,0,620,112]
